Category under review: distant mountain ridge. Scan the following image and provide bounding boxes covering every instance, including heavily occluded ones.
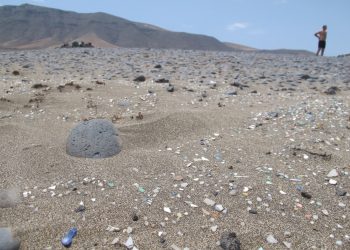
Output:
[0,4,314,55]
[0,4,232,51]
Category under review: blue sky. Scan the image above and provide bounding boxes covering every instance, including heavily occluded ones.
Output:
[1,0,349,56]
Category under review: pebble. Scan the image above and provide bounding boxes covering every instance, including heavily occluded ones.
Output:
[214,204,224,212]
[219,231,241,250]
[301,191,312,199]
[111,238,119,245]
[283,241,292,248]
[126,227,133,234]
[327,169,339,178]
[329,179,337,185]
[106,225,120,232]
[336,189,347,196]
[322,209,329,216]
[164,207,171,213]
[124,236,134,249]
[266,234,278,244]
[210,225,218,232]
[204,198,216,206]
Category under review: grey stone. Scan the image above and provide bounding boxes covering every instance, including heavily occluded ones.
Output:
[220,232,241,250]
[225,89,237,96]
[0,228,20,250]
[324,86,340,95]
[167,84,175,92]
[66,119,121,158]
[133,75,146,82]
[336,189,347,197]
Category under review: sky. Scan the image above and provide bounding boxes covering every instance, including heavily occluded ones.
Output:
[0,0,349,56]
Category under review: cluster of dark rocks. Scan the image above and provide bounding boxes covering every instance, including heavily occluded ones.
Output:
[60,41,94,48]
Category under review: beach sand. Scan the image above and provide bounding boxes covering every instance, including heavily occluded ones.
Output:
[1,48,349,249]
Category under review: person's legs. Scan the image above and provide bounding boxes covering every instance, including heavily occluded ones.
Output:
[316,47,321,56]
[320,48,325,56]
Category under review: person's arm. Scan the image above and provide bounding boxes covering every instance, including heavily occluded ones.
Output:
[314,32,320,38]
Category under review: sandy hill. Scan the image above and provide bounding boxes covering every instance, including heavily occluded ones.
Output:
[0,4,233,51]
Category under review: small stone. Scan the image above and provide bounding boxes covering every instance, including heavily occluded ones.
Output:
[204,198,216,206]
[124,236,134,249]
[229,190,238,196]
[174,176,184,181]
[75,205,86,213]
[249,209,258,214]
[301,191,312,199]
[111,238,119,245]
[322,209,329,216]
[284,231,292,238]
[283,241,292,248]
[164,207,171,213]
[106,225,120,232]
[167,85,175,92]
[133,75,146,82]
[219,231,241,250]
[338,202,346,208]
[131,212,139,221]
[327,169,339,178]
[171,244,181,250]
[336,240,343,246]
[336,189,347,196]
[210,225,218,232]
[329,179,337,185]
[266,234,278,244]
[214,204,224,212]
[180,183,188,188]
[126,227,133,234]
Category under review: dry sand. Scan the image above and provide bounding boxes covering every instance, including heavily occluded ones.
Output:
[0,48,350,249]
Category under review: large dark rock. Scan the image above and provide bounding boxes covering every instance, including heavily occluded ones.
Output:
[220,232,241,250]
[0,228,20,250]
[66,119,121,158]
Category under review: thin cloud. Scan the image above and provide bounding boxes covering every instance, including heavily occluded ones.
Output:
[227,22,249,31]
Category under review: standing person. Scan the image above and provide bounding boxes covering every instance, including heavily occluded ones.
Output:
[315,25,327,56]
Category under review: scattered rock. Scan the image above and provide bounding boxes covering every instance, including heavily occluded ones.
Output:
[134,75,146,82]
[167,84,175,92]
[335,189,347,197]
[155,78,169,83]
[324,86,340,95]
[219,231,241,250]
[32,83,48,89]
[301,191,312,199]
[66,119,122,158]
[266,234,278,244]
[327,169,338,178]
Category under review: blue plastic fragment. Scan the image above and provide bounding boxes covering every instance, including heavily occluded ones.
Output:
[61,227,77,248]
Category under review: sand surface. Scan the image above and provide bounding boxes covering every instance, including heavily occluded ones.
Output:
[1,48,350,249]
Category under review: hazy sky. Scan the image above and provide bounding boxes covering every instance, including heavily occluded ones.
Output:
[1,0,349,56]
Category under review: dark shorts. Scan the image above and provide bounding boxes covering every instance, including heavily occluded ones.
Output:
[318,40,326,49]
